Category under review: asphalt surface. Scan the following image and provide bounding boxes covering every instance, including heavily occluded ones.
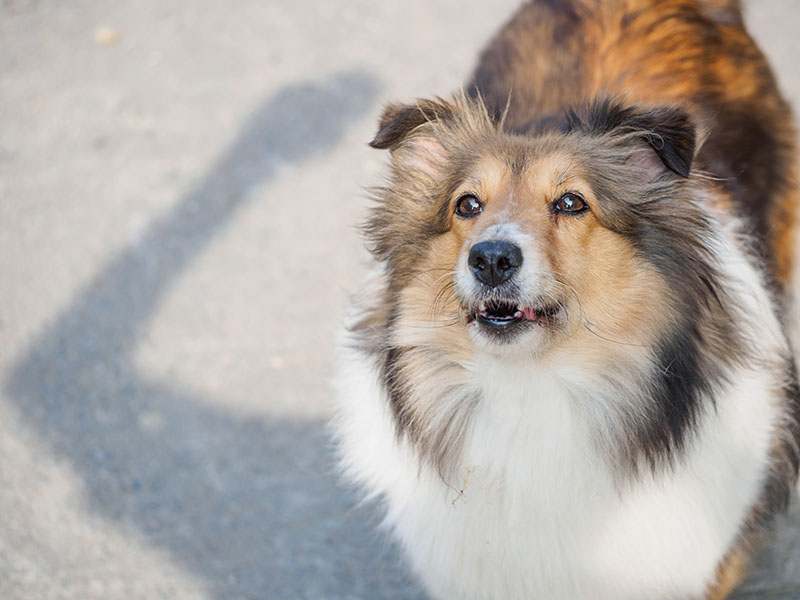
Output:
[1,1,800,598]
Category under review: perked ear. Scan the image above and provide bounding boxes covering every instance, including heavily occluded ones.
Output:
[565,98,697,179]
[369,98,455,150]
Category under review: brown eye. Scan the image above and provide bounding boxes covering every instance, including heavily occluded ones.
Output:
[554,193,588,215]
[455,194,483,218]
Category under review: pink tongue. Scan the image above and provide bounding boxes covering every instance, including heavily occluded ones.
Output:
[523,307,538,321]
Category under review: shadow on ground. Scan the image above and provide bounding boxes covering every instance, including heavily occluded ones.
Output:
[6,70,425,599]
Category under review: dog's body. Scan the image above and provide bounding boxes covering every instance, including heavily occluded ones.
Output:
[334,1,800,598]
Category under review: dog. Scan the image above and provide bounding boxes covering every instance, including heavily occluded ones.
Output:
[333,1,800,598]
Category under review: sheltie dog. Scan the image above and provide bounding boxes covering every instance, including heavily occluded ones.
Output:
[333,1,800,598]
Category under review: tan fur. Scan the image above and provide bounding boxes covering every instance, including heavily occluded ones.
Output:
[705,542,751,600]
[396,237,473,362]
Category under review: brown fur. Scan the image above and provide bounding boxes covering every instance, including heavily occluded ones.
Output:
[355,2,800,597]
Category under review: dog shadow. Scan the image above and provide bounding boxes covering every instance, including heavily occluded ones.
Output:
[5,69,426,599]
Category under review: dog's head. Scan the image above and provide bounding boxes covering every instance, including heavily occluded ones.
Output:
[367,96,725,357]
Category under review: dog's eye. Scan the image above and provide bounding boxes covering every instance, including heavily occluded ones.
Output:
[455,194,483,218]
[554,193,588,215]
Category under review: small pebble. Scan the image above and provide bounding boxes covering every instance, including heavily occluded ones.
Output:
[93,26,121,46]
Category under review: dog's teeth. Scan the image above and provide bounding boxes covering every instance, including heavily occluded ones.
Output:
[478,301,487,311]
[513,310,523,318]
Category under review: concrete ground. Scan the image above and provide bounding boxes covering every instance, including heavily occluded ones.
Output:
[1,1,799,598]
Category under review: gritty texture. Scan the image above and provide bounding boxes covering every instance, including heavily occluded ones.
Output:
[0,1,798,599]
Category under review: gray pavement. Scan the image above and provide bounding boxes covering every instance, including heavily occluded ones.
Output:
[1,1,799,598]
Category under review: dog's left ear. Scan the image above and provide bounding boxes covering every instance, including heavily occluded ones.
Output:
[566,99,697,180]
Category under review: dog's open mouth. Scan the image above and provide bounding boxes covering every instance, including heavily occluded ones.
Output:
[467,300,559,329]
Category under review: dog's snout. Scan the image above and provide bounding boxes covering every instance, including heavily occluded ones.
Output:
[468,240,523,287]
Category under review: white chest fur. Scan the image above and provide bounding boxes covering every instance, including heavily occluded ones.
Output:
[334,346,778,600]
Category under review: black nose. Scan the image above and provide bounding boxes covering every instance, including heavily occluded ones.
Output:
[468,240,523,287]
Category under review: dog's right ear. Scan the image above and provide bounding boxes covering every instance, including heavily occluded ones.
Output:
[369,99,456,177]
[369,99,455,150]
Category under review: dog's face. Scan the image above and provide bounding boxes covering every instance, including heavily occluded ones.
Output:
[447,147,656,355]
[367,97,710,361]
